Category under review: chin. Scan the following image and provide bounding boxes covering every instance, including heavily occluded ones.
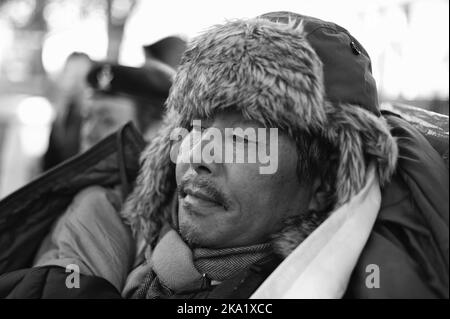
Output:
[179,222,205,247]
[178,214,218,248]
[178,203,235,248]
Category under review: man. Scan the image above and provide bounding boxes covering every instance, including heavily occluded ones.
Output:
[120,12,448,298]
[0,12,447,299]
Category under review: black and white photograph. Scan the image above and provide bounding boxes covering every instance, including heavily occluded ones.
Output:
[0,0,448,305]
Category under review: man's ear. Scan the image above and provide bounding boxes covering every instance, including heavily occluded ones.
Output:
[307,177,332,212]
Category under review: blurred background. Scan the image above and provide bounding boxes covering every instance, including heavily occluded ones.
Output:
[0,0,448,197]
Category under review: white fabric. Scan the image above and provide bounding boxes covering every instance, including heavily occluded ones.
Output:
[251,165,381,299]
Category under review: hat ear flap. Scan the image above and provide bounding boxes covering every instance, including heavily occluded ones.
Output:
[328,118,366,206]
[325,103,398,207]
[121,111,180,245]
[357,111,398,188]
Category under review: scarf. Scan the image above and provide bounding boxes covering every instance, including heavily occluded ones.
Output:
[130,229,271,299]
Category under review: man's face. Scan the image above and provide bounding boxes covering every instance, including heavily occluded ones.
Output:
[80,95,137,151]
[176,109,312,248]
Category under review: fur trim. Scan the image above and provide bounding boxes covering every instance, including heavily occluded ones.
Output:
[121,17,398,257]
[324,102,398,205]
[168,19,326,136]
[121,110,179,245]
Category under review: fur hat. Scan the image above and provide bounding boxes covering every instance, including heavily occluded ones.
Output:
[121,12,398,257]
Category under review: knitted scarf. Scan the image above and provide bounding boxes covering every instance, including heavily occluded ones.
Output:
[131,228,271,299]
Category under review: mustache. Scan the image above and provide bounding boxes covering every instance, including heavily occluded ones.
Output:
[178,175,231,210]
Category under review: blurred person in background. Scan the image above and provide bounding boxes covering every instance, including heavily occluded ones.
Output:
[0,40,185,294]
[80,62,172,150]
[80,35,188,151]
[30,61,173,292]
[42,52,92,171]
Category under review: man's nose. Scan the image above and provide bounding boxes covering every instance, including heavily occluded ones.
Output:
[188,129,222,176]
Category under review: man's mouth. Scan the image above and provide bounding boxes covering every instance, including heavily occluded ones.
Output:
[181,187,220,205]
[178,176,231,212]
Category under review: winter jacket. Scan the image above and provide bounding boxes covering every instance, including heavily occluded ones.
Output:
[0,123,144,275]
